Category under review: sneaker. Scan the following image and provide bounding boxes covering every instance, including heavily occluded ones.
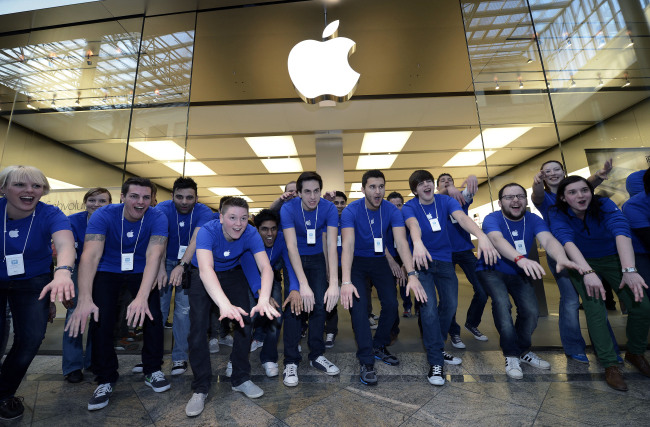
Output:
[218,335,234,347]
[450,334,466,349]
[360,364,378,385]
[164,321,173,329]
[114,343,125,351]
[310,355,340,375]
[369,317,378,330]
[65,369,84,383]
[373,346,400,366]
[283,363,299,387]
[427,364,444,386]
[520,351,551,370]
[225,361,232,378]
[0,397,24,420]
[402,309,412,318]
[370,313,379,320]
[232,380,264,398]
[617,354,624,364]
[209,338,220,354]
[325,333,335,349]
[464,324,488,341]
[185,393,207,417]
[443,351,462,365]
[132,363,144,374]
[505,357,523,379]
[262,361,279,377]
[88,383,114,411]
[144,370,171,392]
[567,354,589,364]
[250,339,264,352]
[171,360,188,376]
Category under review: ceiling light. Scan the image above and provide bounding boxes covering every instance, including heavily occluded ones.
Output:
[0,0,102,15]
[261,158,303,173]
[165,161,215,176]
[130,140,195,161]
[596,74,604,87]
[86,50,93,65]
[26,97,37,110]
[622,73,631,88]
[47,177,81,190]
[518,78,524,89]
[494,79,500,90]
[245,136,298,157]
[464,127,532,150]
[348,191,364,199]
[356,154,397,170]
[443,151,496,167]
[360,132,412,153]
[526,58,533,64]
[50,94,56,107]
[208,187,254,202]
[570,77,576,87]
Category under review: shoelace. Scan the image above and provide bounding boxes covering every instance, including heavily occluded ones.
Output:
[317,357,333,368]
[326,333,334,340]
[506,358,521,369]
[94,383,112,397]
[430,365,442,376]
[149,371,165,382]
[443,351,453,359]
[285,364,297,376]
[173,361,185,367]
[1,396,24,410]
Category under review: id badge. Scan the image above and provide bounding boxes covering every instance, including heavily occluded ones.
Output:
[177,245,188,260]
[429,218,441,232]
[337,235,342,247]
[5,254,25,276]
[514,240,527,255]
[306,229,316,245]
[374,238,383,253]
[121,253,134,271]
[450,214,458,224]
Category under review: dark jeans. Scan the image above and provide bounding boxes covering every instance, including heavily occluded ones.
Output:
[90,272,163,384]
[477,270,538,357]
[448,250,488,335]
[250,279,283,364]
[189,266,252,391]
[300,253,328,362]
[349,256,398,365]
[0,273,51,400]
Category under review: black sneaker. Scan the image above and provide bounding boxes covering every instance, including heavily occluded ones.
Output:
[325,333,336,349]
[65,369,84,383]
[373,346,400,366]
[171,360,188,376]
[443,351,462,365]
[144,370,171,392]
[427,365,444,386]
[88,383,114,411]
[360,364,378,386]
[0,397,24,420]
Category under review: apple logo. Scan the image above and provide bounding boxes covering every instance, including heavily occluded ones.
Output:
[512,230,519,237]
[179,221,185,227]
[305,220,311,226]
[288,20,360,104]
[224,250,230,257]
[127,231,134,238]
[8,229,19,238]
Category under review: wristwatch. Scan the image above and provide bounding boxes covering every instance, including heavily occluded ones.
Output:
[178,260,189,269]
[622,267,638,273]
[54,265,74,274]
[407,270,419,278]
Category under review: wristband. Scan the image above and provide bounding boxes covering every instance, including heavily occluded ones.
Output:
[581,269,595,276]
[513,255,525,264]
[341,281,353,285]
[54,265,74,274]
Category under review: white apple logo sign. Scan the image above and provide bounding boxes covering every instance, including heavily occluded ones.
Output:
[288,20,360,104]
[179,221,185,227]
[223,250,230,257]
[8,229,19,238]
[127,231,134,238]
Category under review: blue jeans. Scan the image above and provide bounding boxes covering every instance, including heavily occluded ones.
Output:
[477,270,538,357]
[250,278,283,364]
[449,250,487,335]
[418,260,458,366]
[0,273,51,400]
[301,253,328,362]
[62,270,92,375]
[161,259,190,362]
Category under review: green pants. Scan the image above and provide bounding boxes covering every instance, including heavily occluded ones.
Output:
[568,254,650,368]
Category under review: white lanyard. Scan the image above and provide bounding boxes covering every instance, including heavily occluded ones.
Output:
[364,201,383,239]
[176,207,194,247]
[120,207,144,256]
[268,245,274,264]
[418,197,439,220]
[3,203,35,261]
[503,214,527,255]
[300,201,319,232]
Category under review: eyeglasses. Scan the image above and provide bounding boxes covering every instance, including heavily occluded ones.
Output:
[501,195,527,201]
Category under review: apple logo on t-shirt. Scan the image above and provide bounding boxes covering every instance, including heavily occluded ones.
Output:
[127,231,134,238]
[512,230,519,237]
[224,250,230,257]
[179,221,185,227]
[8,230,19,238]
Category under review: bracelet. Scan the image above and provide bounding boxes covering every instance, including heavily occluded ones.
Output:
[341,281,353,285]
[581,269,595,276]
[54,265,74,274]
[513,255,526,264]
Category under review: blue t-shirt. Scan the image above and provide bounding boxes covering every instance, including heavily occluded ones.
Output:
[241,231,299,296]
[194,221,265,271]
[401,195,462,263]
[478,211,549,275]
[280,197,338,255]
[626,170,645,197]
[533,191,556,225]
[68,210,89,266]
[87,204,168,274]
[0,199,71,281]
[341,198,404,257]
[447,199,474,252]
[155,200,213,261]
[623,192,650,254]
[548,197,631,258]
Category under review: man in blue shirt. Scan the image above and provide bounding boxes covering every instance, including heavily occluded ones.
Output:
[66,177,170,411]
[623,168,650,294]
[326,190,347,348]
[478,183,579,379]
[341,170,426,386]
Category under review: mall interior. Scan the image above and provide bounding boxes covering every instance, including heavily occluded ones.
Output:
[0,0,649,425]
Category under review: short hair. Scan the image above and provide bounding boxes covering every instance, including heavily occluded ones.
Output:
[362,170,385,188]
[172,177,198,194]
[218,196,232,211]
[437,173,453,185]
[334,191,347,201]
[285,181,297,189]
[83,187,112,203]
[254,208,279,228]
[386,191,404,202]
[498,183,527,200]
[408,170,434,193]
[296,172,322,192]
[121,177,155,197]
[644,168,650,195]
[221,196,249,214]
[0,165,50,195]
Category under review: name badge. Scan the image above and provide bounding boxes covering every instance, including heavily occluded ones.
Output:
[5,254,25,276]
[177,245,188,260]
[514,240,527,255]
[306,229,316,245]
[337,235,342,247]
[450,214,458,224]
[429,218,441,232]
[121,253,134,271]
[374,238,383,253]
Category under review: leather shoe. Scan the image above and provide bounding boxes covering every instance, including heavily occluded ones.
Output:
[624,352,650,377]
[65,369,84,384]
[605,366,628,391]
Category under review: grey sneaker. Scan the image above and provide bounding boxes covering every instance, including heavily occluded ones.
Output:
[250,339,264,352]
[88,383,114,411]
[373,346,400,366]
[144,370,171,392]
[232,380,264,398]
[209,338,220,354]
[283,363,299,387]
[464,323,488,341]
[325,333,335,349]
[185,393,207,417]
[368,317,378,330]
[360,364,378,385]
[225,361,232,378]
[218,335,234,347]
[310,355,340,375]
[132,363,143,374]
[450,334,466,349]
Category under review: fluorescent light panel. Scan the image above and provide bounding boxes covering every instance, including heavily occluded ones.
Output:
[350,183,362,191]
[348,191,365,199]
[208,187,253,202]
[261,158,303,173]
[464,127,532,150]
[245,136,298,157]
[47,177,81,189]
[443,151,496,167]
[356,154,397,170]
[0,0,101,15]
[360,131,412,153]
[165,162,215,176]
[130,140,195,161]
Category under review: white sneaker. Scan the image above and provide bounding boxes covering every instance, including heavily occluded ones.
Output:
[250,339,264,352]
[310,355,340,375]
[171,360,188,376]
[442,351,462,365]
[505,357,523,379]
[225,361,232,377]
[262,361,279,377]
[209,338,219,354]
[283,363,299,387]
[427,364,444,386]
[520,351,551,370]
[232,380,264,399]
[450,334,466,349]
[185,393,207,417]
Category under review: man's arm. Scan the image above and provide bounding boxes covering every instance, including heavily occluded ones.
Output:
[452,210,500,265]
[536,231,581,273]
[587,158,613,189]
[169,227,201,287]
[393,226,427,302]
[340,227,358,309]
[249,251,281,319]
[485,230,544,279]
[405,217,431,270]
[324,225,340,312]
[125,235,167,327]
[269,192,295,211]
[40,229,76,302]
[283,227,314,312]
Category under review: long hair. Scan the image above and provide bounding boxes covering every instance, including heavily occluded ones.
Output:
[540,160,564,194]
[554,176,602,222]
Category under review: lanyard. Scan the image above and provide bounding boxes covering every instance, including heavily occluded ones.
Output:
[418,197,439,220]
[120,207,144,256]
[3,203,35,261]
[176,207,194,248]
[502,214,526,246]
[300,200,319,232]
[364,201,383,239]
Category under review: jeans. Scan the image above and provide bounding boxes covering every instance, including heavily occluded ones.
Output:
[300,253,328,362]
[477,270,539,357]
[418,260,458,366]
[250,278,283,364]
[161,259,190,362]
[349,256,398,365]
[0,302,10,357]
[90,272,164,384]
[448,250,488,336]
[0,273,51,400]
[62,270,92,376]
